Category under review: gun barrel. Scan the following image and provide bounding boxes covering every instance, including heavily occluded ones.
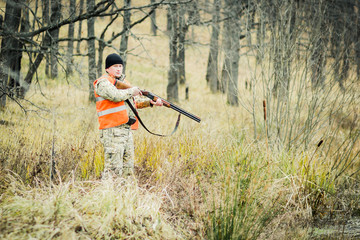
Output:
[169,104,201,123]
[143,91,201,123]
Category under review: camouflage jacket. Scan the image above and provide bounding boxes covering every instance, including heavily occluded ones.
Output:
[94,74,151,119]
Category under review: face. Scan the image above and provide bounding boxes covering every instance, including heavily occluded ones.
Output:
[106,64,123,78]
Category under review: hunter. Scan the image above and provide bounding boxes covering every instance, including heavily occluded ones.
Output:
[93,53,162,179]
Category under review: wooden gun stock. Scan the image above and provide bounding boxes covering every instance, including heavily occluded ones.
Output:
[115,80,132,90]
[115,81,201,123]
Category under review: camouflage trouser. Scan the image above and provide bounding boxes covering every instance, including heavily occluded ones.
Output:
[99,124,134,178]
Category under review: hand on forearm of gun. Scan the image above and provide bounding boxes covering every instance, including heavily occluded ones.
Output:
[135,98,162,109]
[150,98,163,106]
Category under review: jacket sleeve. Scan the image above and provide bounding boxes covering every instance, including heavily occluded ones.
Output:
[95,78,135,102]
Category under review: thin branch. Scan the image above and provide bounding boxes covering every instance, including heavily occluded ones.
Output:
[0,0,171,39]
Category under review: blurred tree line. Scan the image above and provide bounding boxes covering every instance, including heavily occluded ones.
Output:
[0,0,359,108]
[205,0,359,106]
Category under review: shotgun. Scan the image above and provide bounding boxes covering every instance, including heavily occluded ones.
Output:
[115,80,201,123]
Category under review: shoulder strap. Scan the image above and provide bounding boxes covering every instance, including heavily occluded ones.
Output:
[125,99,180,137]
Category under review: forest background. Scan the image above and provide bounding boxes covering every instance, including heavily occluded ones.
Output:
[0,0,359,239]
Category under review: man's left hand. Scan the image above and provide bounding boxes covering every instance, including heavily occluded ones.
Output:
[150,98,163,106]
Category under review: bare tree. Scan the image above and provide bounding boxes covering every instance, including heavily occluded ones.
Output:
[49,0,61,78]
[97,13,119,77]
[96,1,159,77]
[22,1,31,34]
[220,14,231,93]
[0,0,24,108]
[87,0,96,102]
[66,0,76,76]
[150,0,157,36]
[356,0,360,77]
[76,0,84,54]
[166,5,172,33]
[167,2,179,101]
[2,0,154,108]
[222,0,242,106]
[206,0,220,93]
[329,1,356,90]
[307,0,329,89]
[255,0,266,65]
[120,0,131,73]
[177,4,187,85]
[171,1,200,88]
[8,1,27,97]
[268,0,296,98]
[42,0,50,76]
[0,0,194,109]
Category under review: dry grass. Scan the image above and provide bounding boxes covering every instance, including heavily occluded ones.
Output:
[0,3,359,239]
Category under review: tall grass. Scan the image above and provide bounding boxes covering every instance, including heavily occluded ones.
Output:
[0,6,359,239]
[204,138,281,240]
[0,76,358,238]
[0,173,178,239]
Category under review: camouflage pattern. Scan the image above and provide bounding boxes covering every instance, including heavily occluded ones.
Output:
[94,74,135,119]
[100,124,134,178]
[94,74,151,118]
[94,74,151,178]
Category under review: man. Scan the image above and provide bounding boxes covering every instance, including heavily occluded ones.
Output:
[94,53,162,179]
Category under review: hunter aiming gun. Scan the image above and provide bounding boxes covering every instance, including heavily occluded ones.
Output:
[115,80,201,136]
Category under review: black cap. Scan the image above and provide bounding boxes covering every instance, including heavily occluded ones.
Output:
[105,53,124,69]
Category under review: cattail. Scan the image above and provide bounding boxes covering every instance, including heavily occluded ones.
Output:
[263,100,267,121]
[317,140,323,148]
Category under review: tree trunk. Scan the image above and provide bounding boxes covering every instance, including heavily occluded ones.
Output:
[338,2,354,90]
[0,0,23,108]
[270,0,294,98]
[187,1,200,26]
[167,3,178,101]
[309,0,328,89]
[30,0,38,42]
[220,0,235,94]
[225,0,240,106]
[22,1,31,33]
[150,0,157,36]
[24,34,51,87]
[76,0,84,54]
[50,0,61,79]
[166,6,172,33]
[87,0,96,102]
[255,0,266,64]
[206,0,220,93]
[120,0,131,74]
[15,3,31,97]
[42,0,50,77]
[227,23,240,106]
[97,42,105,77]
[220,22,231,94]
[178,4,187,85]
[97,15,120,77]
[356,0,360,78]
[66,0,76,76]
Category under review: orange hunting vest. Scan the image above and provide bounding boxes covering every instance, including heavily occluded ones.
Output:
[93,74,139,130]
